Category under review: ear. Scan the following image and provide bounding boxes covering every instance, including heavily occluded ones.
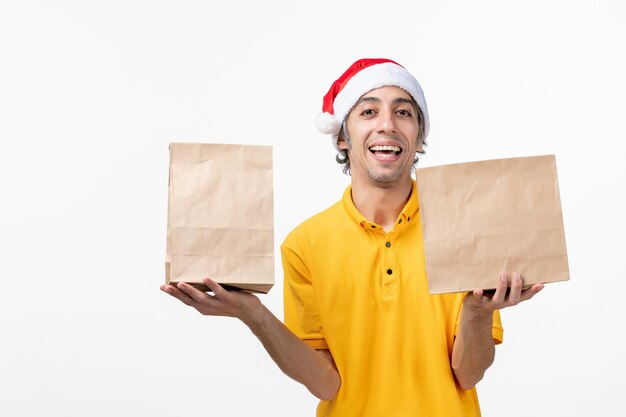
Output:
[415,140,424,153]
[337,136,349,150]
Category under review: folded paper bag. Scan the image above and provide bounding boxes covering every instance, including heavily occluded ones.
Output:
[165,143,274,293]
[416,155,569,294]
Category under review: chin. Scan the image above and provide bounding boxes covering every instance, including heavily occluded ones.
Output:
[367,171,405,186]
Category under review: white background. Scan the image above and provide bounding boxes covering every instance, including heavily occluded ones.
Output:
[1,1,624,416]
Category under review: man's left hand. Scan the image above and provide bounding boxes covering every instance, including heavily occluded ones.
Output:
[464,272,544,316]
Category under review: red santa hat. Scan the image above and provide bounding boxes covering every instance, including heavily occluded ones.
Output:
[315,58,429,149]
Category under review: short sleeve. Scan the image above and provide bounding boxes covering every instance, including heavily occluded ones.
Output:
[491,310,504,345]
[281,240,328,350]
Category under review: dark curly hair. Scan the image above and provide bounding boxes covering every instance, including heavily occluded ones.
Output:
[335,103,427,175]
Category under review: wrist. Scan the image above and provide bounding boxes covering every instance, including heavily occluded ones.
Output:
[240,300,269,332]
[461,302,494,325]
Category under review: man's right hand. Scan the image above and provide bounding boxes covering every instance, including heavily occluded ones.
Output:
[160,278,262,327]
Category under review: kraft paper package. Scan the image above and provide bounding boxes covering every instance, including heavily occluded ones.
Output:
[165,143,274,293]
[417,155,569,294]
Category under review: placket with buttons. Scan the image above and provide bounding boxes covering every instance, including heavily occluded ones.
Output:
[381,216,406,298]
[363,221,400,298]
[363,212,413,298]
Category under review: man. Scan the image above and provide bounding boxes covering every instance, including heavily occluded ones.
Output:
[160,58,543,416]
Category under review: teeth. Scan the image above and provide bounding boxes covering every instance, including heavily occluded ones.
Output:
[369,145,401,152]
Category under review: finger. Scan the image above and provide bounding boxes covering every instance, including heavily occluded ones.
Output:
[162,284,197,306]
[491,273,509,304]
[177,282,212,303]
[520,283,544,302]
[471,289,486,305]
[161,283,181,296]
[507,272,523,305]
[204,278,229,299]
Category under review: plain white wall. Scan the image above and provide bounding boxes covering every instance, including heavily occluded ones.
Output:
[1,0,624,415]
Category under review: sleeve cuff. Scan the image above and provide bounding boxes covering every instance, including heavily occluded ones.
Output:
[492,326,504,345]
[303,338,328,350]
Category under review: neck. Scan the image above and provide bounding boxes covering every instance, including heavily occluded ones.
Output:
[351,175,413,232]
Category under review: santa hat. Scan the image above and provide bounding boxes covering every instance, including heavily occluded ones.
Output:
[315,58,429,149]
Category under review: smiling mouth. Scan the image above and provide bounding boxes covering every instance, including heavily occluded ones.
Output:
[369,145,402,159]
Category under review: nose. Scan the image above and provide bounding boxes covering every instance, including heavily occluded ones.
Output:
[377,107,397,133]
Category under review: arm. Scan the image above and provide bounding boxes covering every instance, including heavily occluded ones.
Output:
[160,278,341,400]
[451,272,543,390]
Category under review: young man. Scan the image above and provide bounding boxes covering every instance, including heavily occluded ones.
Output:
[161,58,543,416]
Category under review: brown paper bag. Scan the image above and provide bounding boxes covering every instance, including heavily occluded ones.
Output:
[417,155,569,294]
[165,143,274,293]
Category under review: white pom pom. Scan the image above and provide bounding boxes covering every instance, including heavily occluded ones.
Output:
[315,112,341,135]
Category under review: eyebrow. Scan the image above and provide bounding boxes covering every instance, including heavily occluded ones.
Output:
[354,96,417,111]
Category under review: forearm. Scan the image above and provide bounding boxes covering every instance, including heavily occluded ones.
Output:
[451,306,495,390]
[161,279,340,400]
[242,303,340,400]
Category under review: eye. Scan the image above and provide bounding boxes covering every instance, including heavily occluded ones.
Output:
[360,108,376,116]
[397,109,412,117]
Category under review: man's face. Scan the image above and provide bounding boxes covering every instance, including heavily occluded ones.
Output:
[339,86,423,187]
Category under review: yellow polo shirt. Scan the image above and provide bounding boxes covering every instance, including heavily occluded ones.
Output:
[282,181,503,417]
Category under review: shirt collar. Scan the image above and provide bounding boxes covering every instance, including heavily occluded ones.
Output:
[341,180,420,232]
